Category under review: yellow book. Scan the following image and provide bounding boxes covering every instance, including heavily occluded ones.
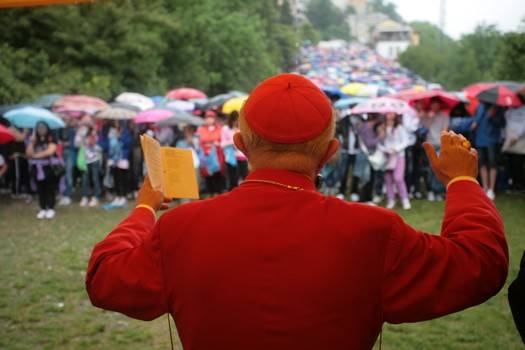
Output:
[140,134,199,199]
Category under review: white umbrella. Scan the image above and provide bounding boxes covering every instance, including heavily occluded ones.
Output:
[164,100,195,112]
[115,92,154,111]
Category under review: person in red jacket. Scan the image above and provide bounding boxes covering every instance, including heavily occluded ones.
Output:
[86,74,508,350]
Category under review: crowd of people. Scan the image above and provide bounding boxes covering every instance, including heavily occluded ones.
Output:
[0,109,250,219]
[0,41,524,219]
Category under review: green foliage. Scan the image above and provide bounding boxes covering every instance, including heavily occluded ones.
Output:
[306,0,351,41]
[369,0,403,23]
[0,0,300,104]
[493,31,525,82]
[399,21,524,90]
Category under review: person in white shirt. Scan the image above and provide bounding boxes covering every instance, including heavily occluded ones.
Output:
[504,106,525,192]
[378,112,411,210]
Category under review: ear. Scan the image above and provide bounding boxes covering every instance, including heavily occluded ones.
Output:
[318,138,339,168]
[233,132,249,156]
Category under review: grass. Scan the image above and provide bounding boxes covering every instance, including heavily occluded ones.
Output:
[0,193,524,349]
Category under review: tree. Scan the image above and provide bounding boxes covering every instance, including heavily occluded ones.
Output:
[493,31,525,82]
[306,0,351,41]
[369,0,403,23]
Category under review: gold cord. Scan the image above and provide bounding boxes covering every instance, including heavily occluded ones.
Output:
[242,179,303,191]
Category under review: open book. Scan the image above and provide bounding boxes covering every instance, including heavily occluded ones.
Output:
[140,134,199,199]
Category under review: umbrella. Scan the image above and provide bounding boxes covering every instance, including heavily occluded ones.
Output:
[163,100,196,112]
[476,82,524,108]
[134,109,174,124]
[0,125,15,144]
[399,90,461,111]
[341,82,366,96]
[358,85,394,98]
[222,96,248,115]
[33,94,63,109]
[334,97,369,110]
[96,105,138,120]
[156,109,204,127]
[228,90,248,97]
[53,95,109,116]
[204,93,235,110]
[352,97,416,116]
[115,92,154,111]
[166,88,207,100]
[151,96,165,105]
[321,86,345,98]
[5,106,65,129]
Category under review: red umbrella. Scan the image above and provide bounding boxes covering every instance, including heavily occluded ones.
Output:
[166,88,207,100]
[0,125,15,144]
[396,90,460,111]
[464,82,524,111]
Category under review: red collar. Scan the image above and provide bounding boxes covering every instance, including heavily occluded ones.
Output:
[241,168,316,191]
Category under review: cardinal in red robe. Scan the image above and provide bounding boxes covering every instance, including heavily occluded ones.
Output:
[86,73,508,350]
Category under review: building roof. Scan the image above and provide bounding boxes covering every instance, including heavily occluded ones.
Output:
[375,20,412,33]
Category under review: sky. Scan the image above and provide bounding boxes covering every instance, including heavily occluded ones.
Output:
[391,0,525,39]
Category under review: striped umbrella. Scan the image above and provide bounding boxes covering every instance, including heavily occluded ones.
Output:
[96,103,139,120]
[53,95,109,116]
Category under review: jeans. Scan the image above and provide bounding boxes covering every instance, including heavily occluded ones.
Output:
[63,148,77,197]
[81,161,101,198]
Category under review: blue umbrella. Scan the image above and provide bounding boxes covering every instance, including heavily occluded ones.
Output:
[5,106,65,129]
[334,97,369,110]
[321,86,345,98]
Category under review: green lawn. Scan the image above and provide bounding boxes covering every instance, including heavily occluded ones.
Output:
[0,193,524,349]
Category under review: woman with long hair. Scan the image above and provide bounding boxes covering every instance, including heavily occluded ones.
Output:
[378,112,411,210]
[26,121,60,219]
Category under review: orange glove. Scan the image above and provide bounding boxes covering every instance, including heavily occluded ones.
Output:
[423,131,478,186]
[135,176,171,214]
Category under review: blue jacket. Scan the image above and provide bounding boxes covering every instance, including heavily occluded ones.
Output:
[475,103,505,147]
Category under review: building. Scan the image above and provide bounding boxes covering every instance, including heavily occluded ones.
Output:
[373,20,419,60]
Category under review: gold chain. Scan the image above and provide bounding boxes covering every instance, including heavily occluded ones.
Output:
[242,179,303,191]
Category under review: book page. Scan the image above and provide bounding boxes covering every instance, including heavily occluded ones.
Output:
[160,147,199,199]
[140,134,165,193]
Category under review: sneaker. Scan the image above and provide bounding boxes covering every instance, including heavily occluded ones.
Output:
[402,199,412,210]
[427,191,435,202]
[436,194,444,202]
[89,197,99,207]
[58,196,72,206]
[110,197,120,206]
[372,195,383,204]
[365,201,377,206]
[350,193,359,202]
[386,200,395,209]
[45,209,56,219]
[80,197,89,207]
[486,189,496,200]
[336,193,345,200]
[119,197,128,207]
[414,191,423,200]
[36,210,47,219]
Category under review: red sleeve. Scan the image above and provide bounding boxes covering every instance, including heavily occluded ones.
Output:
[382,181,508,323]
[85,208,168,321]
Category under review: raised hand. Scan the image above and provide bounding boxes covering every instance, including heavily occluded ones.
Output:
[423,131,478,186]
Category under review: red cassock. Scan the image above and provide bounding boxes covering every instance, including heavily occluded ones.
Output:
[86,168,508,350]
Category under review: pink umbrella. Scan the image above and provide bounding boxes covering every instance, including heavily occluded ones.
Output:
[352,97,416,115]
[0,125,15,144]
[53,95,109,116]
[166,88,207,100]
[134,109,174,124]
